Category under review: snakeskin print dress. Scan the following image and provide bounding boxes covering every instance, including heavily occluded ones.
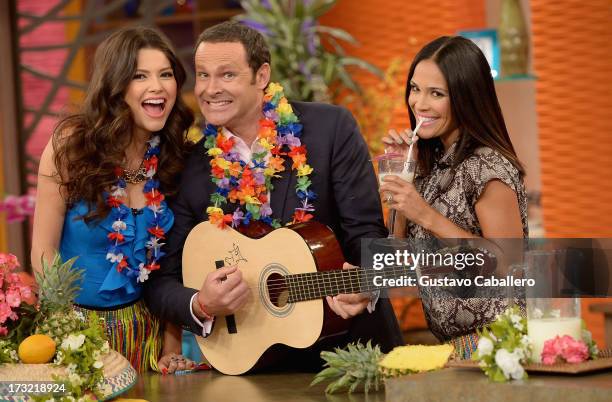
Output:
[407,143,529,342]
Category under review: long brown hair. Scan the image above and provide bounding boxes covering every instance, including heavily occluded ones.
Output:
[53,26,193,221]
[406,36,524,176]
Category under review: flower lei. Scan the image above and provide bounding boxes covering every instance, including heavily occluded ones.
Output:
[204,82,316,229]
[105,135,166,283]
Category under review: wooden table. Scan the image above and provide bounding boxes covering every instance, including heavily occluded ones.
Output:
[385,368,612,402]
[121,367,612,402]
[122,370,384,402]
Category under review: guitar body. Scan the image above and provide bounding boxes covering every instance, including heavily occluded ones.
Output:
[182,221,347,375]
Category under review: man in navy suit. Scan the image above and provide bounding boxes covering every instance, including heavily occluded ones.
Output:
[145,21,403,371]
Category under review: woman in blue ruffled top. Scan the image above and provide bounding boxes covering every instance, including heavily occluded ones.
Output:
[31,27,194,373]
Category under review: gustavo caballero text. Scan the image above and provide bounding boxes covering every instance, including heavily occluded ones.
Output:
[372,274,534,288]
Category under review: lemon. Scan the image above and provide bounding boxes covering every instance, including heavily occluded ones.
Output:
[18,334,56,364]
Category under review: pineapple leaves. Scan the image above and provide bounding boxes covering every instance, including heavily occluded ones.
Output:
[313,342,455,394]
[37,253,83,312]
[311,341,383,394]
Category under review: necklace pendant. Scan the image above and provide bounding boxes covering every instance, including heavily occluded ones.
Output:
[123,167,147,184]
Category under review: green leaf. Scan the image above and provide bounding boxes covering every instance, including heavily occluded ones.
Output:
[316,25,358,45]
[246,203,261,219]
[321,54,337,83]
[340,57,384,78]
[204,135,216,149]
[335,65,360,93]
[252,151,268,160]
[210,193,226,205]
[324,35,347,56]
[309,0,338,18]
[311,367,342,386]
[492,368,507,382]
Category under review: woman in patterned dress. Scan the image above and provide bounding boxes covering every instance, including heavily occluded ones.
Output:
[379,36,528,359]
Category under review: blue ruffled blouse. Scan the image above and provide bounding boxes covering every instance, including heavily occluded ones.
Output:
[59,200,174,308]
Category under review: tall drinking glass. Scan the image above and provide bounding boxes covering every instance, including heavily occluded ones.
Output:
[377,155,416,238]
[524,250,582,362]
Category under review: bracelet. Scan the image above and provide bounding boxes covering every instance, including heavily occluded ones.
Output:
[195,293,215,321]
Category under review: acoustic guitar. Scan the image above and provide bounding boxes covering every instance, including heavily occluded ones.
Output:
[182,220,391,375]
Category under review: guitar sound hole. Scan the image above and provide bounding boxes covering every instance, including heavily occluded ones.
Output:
[266,273,289,308]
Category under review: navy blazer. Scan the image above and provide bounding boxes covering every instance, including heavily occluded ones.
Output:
[144,102,403,352]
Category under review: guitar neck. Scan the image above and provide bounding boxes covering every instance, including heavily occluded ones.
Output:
[286,266,410,303]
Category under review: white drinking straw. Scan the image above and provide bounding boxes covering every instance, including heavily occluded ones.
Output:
[406,119,423,163]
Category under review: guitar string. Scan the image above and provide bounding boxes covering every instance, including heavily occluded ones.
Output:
[245,264,408,283]
[253,272,378,292]
[250,267,409,292]
[255,265,409,288]
[235,266,412,300]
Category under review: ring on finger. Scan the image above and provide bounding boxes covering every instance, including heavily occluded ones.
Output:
[386,194,393,203]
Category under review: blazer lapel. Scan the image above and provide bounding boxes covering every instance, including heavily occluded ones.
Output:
[270,156,294,224]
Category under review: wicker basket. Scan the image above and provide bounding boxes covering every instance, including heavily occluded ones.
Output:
[0,350,137,401]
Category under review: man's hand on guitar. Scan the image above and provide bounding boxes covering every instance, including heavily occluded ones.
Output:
[194,265,250,318]
[325,263,371,319]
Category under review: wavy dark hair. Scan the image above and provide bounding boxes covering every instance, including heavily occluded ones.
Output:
[406,36,524,177]
[53,26,193,221]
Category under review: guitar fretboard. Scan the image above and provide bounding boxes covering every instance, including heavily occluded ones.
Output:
[285,266,412,303]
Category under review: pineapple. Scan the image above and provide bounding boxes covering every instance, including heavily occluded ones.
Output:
[312,342,455,394]
[311,341,384,394]
[34,253,85,343]
[378,344,454,377]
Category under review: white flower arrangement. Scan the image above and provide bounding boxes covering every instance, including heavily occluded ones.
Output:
[45,313,110,401]
[476,337,494,356]
[8,349,19,362]
[101,340,110,354]
[74,311,86,323]
[61,334,86,351]
[472,306,531,382]
[494,349,525,380]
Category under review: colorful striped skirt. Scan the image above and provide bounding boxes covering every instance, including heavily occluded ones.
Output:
[450,332,480,360]
[73,299,162,372]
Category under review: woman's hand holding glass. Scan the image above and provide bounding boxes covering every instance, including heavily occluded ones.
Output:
[379,128,434,230]
[379,176,433,229]
[376,129,418,238]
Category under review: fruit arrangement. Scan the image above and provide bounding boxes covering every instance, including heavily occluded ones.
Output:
[311,341,454,393]
[0,253,125,401]
[34,254,86,344]
[1,253,89,363]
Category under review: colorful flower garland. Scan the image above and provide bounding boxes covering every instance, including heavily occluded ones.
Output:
[105,135,166,283]
[204,82,316,229]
